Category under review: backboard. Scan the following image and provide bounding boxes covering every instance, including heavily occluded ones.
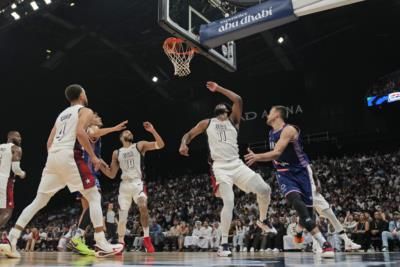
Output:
[158,0,237,72]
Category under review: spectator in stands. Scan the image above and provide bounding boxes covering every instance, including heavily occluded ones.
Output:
[105,203,117,242]
[165,220,180,251]
[382,212,400,252]
[343,212,357,237]
[197,221,212,251]
[263,216,285,252]
[132,222,143,251]
[245,219,262,252]
[370,211,388,251]
[150,219,164,251]
[185,221,202,251]
[210,222,221,250]
[352,213,370,252]
[233,220,246,252]
[178,221,189,251]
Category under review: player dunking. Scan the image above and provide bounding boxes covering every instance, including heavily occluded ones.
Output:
[0,131,26,229]
[244,106,335,258]
[69,114,128,256]
[179,82,273,257]
[1,85,123,258]
[101,122,165,253]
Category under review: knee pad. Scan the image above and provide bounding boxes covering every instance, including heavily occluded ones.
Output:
[300,216,316,232]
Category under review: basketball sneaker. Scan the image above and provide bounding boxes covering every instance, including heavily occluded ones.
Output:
[293,232,305,244]
[256,219,278,234]
[0,238,20,259]
[94,241,124,258]
[345,240,361,251]
[217,244,232,257]
[312,238,323,254]
[69,237,95,256]
[321,242,335,258]
[143,237,155,253]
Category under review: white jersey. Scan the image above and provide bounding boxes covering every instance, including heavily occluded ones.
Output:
[206,118,239,162]
[118,143,143,181]
[0,143,13,178]
[49,105,83,153]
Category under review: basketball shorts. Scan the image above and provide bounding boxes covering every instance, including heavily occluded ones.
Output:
[75,177,101,200]
[0,175,15,209]
[212,159,258,193]
[118,179,147,211]
[38,149,96,195]
[275,166,313,207]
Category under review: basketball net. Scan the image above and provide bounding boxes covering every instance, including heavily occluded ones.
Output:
[163,37,196,77]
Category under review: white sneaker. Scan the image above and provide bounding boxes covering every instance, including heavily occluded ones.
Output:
[256,220,278,234]
[345,240,361,251]
[94,241,124,258]
[259,249,265,252]
[382,247,388,252]
[272,248,280,253]
[250,247,254,252]
[266,248,272,252]
[241,247,247,252]
[217,245,232,257]
[0,241,21,259]
[313,239,323,254]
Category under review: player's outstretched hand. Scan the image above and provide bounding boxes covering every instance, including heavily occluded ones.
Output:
[244,148,258,166]
[113,120,128,132]
[143,121,155,132]
[206,81,219,92]
[179,143,190,157]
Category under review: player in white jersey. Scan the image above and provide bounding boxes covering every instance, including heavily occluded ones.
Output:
[101,122,165,253]
[179,82,273,257]
[1,85,123,258]
[0,131,26,229]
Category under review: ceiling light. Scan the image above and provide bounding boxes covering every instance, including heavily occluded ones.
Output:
[11,12,20,20]
[44,0,51,4]
[11,3,17,9]
[277,36,285,44]
[30,1,39,10]
[152,76,159,83]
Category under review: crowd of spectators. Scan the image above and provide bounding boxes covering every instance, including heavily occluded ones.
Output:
[367,73,400,96]
[1,149,400,253]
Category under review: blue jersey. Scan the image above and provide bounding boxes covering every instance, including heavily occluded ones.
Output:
[269,124,310,171]
[83,137,102,177]
[269,124,313,206]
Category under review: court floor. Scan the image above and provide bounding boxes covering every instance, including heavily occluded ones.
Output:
[0,251,399,267]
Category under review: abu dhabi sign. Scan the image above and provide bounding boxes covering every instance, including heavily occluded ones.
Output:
[242,105,303,121]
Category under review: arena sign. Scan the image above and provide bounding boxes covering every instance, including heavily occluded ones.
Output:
[242,105,303,121]
[199,0,297,48]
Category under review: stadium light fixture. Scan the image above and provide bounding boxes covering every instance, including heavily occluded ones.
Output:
[30,1,39,10]
[277,36,285,44]
[152,76,159,83]
[11,11,20,20]
[70,2,75,6]
[11,3,17,9]
[44,0,52,4]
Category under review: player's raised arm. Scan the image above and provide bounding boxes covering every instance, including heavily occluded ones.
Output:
[11,145,25,179]
[137,122,165,154]
[47,126,57,151]
[245,125,297,166]
[89,120,128,139]
[77,108,101,169]
[101,150,120,179]
[179,119,210,157]
[206,81,243,126]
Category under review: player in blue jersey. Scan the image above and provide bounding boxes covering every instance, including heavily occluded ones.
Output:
[68,113,128,255]
[245,106,335,258]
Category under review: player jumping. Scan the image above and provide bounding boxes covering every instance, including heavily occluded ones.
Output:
[179,82,273,257]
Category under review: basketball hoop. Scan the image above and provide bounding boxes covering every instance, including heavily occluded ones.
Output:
[163,37,197,77]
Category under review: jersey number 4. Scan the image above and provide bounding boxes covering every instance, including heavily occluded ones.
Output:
[56,122,67,141]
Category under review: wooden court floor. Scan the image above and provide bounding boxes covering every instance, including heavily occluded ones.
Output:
[0,251,399,266]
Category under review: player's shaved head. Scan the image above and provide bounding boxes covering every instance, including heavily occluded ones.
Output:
[65,84,84,102]
[7,131,22,146]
